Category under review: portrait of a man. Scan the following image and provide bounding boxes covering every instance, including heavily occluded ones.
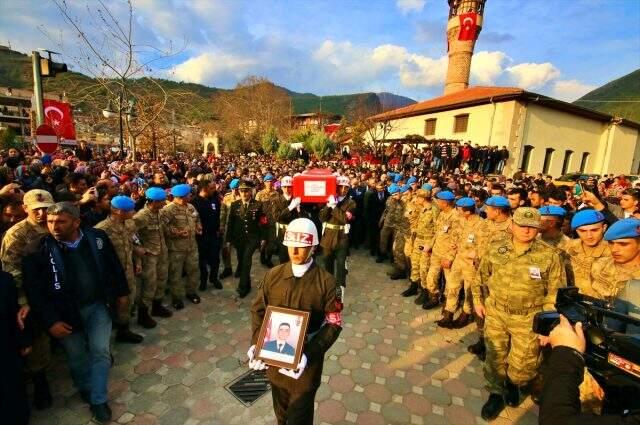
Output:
[262,323,295,355]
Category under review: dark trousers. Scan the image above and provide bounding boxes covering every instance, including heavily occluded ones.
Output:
[365,220,381,255]
[271,385,318,425]
[198,237,221,284]
[233,239,258,291]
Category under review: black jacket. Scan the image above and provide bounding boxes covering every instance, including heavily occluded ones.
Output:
[23,227,130,331]
[192,193,221,243]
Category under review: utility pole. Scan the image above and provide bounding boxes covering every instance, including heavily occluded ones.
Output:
[32,51,45,126]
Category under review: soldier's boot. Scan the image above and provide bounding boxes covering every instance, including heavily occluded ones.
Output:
[414,288,427,305]
[467,338,486,361]
[505,380,523,407]
[400,281,419,297]
[450,312,473,329]
[172,298,185,310]
[186,293,201,304]
[436,310,455,328]
[151,300,173,318]
[137,306,157,329]
[198,277,208,291]
[481,393,505,421]
[422,292,440,310]
[33,371,53,410]
[115,324,144,344]
[375,254,387,263]
[219,267,232,279]
[389,268,407,280]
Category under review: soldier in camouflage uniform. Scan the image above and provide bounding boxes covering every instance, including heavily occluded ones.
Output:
[423,190,460,310]
[95,195,145,343]
[1,189,54,409]
[389,184,411,279]
[255,174,280,268]
[219,178,241,279]
[132,188,172,329]
[161,184,202,310]
[376,184,401,263]
[401,184,422,277]
[473,207,564,421]
[538,206,572,250]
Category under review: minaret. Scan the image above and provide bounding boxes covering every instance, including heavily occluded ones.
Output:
[444,0,486,95]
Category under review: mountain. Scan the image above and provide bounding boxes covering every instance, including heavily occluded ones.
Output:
[573,69,640,123]
[377,92,416,111]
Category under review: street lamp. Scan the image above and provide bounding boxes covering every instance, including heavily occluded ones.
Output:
[102,96,135,159]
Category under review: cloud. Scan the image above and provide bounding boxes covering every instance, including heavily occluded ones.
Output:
[551,79,597,101]
[481,31,516,44]
[396,0,426,14]
[470,51,509,85]
[171,52,258,85]
[505,62,561,89]
[399,55,448,87]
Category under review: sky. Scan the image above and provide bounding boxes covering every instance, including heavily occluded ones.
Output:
[1,0,639,102]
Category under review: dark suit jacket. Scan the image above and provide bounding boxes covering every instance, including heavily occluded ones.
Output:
[263,339,295,356]
[364,190,387,224]
[225,198,267,245]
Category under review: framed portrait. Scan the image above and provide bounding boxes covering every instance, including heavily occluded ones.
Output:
[255,306,310,369]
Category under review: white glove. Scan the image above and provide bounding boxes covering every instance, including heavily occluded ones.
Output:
[247,345,268,370]
[327,195,337,208]
[288,197,302,211]
[278,354,307,379]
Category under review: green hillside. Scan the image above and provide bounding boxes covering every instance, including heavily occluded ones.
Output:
[574,69,640,123]
[292,92,381,117]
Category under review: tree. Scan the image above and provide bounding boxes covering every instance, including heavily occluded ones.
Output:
[261,127,279,154]
[0,128,19,150]
[306,132,336,160]
[276,143,297,160]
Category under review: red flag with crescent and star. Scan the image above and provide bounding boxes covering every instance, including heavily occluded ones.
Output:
[42,99,76,143]
[458,12,478,41]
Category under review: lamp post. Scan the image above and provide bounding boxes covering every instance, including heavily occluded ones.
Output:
[103,95,135,159]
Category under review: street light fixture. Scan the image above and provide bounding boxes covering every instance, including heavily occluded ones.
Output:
[102,95,135,159]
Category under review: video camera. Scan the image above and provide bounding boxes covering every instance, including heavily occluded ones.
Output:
[533,287,640,414]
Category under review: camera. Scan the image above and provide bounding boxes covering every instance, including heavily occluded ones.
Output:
[533,287,640,414]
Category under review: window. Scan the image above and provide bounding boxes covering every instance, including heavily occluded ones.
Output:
[561,150,574,175]
[453,114,469,133]
[521,145,534,172]
[543,148,555,174]
[424,118,436,136]
[579,152,590,173]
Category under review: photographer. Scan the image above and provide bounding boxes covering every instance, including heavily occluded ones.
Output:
[540,315,639,424]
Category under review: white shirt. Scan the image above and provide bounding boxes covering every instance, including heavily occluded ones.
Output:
[292,258,314,277]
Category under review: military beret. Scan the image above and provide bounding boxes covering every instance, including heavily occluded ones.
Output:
[388,184,400,195]
[455,197,475,208]
[407,176,417,185]
[485,196,510,208]
[145,187,167,202]
[415,189,429,198]
[111,195,135,211]
[393,174,402,184]
[604,218,640,241]
[539,206,566,217]
[571,209,605,230]
[229,178,240,189]
[171,184,192,198]
[400,184,410,193]
[436,191,455,201]
[263,173,274,182]
[513,207,541,228]
[421,183,433,191]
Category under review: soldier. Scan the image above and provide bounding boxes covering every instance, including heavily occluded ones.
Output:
[192,179,223,291]
[388,184,411,279]
[473,207,564,420]
[161,184,202,309]
[538,206,571,249]
[256,173,281,268]
[274,176,307,264]
[437,197,487,329]
[132,188,173,328]
[248,218,342,425]
[318,176,356,288]
[219,178,241,279]
[1,189,54,409]
[225,180,267,298]
[376,184,401,263]
[423,190,460,310]
[95,196,144,343]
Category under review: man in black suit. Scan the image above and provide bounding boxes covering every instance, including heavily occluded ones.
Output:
[192,179,222,291]
[364,181,387,257]
[224,180,267,298]
[348,177,366,249]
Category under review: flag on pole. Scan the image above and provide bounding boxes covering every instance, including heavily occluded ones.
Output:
[42,99,76,143]
[458,12,478,41]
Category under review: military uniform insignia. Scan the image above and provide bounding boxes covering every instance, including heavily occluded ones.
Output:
[498,246,508,254]
[96,238,104,250]
[524,211,534,219]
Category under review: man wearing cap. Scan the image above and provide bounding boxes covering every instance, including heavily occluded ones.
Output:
[538,206,571,249]
[389,184,411,280]
[274,176,308,264]
[95,195,145,343]
[1,189,54,409]
[133,188,173,327]
[219,178,241,279]
[376,184,401,263]
[473,207,564,420]
[256,174,280,268]
[423,190,460,310]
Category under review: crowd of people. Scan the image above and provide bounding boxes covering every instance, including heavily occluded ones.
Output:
[1,142,639,424]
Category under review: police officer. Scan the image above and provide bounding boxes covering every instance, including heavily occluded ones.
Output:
[95,196,145,343]
[225,180,267,298]
[376,184,401,263]
[219,178,241,279]
[133,187,173,326]
[161,184,202,309]
[473,207,564,420]
[248,218,342,425]
[191,179,222,291]
[256,173,280,268]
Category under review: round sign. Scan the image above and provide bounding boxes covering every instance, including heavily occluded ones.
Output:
[35,124,59,154]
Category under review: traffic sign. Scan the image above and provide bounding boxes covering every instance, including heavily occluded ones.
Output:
[35,123,59,154]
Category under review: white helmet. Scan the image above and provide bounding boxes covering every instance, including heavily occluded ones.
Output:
[337,175,350,187]
[283,218,319,247]
[281,176,293,187]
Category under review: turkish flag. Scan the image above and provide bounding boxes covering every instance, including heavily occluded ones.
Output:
[43,99,76,142]
[458,12,478,41]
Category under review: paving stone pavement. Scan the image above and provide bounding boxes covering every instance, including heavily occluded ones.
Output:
[31,249,539,425]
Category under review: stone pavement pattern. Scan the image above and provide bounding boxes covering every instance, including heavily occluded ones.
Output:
[32,250,539,425]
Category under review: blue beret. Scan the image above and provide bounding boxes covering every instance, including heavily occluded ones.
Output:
[407,176,417,184]
[539,206,566,217]
[111,195,135,211]
[485,196,509,208]
[388,184,400,195]
[455,197,475,208]
[571,209,605,230]
[263,173,274,182]
[604,218,640,241]
[229,178,240,189]
[436,191,455,201]
[400,184,410,193]
[171,184,192,198]
[145,187,166,202]
[421,183,432,191]
[393,174,402,184]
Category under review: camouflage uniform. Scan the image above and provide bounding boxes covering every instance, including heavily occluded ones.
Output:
[590,256,640,301]
[565,239,611,298]
[474,238,564,393]
[220,191,241,270]
[161,201,201,299]
[133,206,169,308]
[424,208,460,297]
[391,196,410,273]
[402,196,422,266]
[318,197,356,287]
[256,188,282,262]
[409,203,437,286]
[379,196,401,258]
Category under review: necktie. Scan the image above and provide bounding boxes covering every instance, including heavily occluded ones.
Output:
[379,192,383,201]
[278,344,283,352]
